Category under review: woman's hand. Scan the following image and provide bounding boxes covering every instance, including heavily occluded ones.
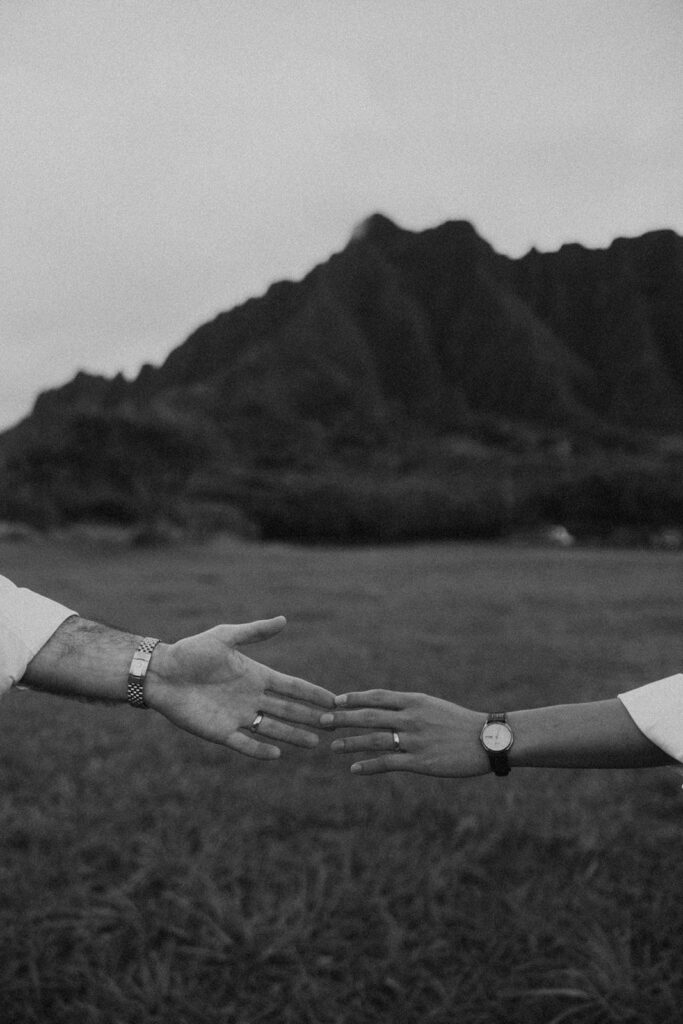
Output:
[320,690,490,776]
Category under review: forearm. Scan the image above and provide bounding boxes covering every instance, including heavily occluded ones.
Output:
[14,610,332,758]
[327,686,679,776]
[22,615,168,705]
[507,698,675,769]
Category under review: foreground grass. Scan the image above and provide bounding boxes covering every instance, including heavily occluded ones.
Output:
[1,538,682,1023]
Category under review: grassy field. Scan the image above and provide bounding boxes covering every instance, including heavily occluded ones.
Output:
[1,537,682,1024]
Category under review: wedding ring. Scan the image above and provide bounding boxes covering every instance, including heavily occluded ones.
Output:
[392,730,401,752]
[251,711,264,732]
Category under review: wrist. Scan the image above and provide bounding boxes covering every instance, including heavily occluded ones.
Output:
[473,712,492,774]
[479,711,514,775]
[143,642,175,712]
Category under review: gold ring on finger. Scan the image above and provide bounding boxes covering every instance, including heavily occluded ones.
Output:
[251,711,264,732]
[392,729,401,752]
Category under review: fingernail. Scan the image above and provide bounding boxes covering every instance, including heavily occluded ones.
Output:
[330,740,343,752]
[350,763,362,774]
[334,694,347,706]
[320,713,334,726]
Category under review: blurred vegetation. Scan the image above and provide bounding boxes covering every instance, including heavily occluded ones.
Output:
[2,413,681,544]
[0,413,210,529]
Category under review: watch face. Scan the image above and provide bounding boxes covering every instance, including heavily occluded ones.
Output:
[481,721,513,752]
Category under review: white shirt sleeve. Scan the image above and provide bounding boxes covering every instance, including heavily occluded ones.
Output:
[0,573,77,696]
[618,674,683,763]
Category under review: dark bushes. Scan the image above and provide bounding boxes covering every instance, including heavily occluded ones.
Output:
[0,413,209,528]
[527,469,683,536]
[245,474,509,543]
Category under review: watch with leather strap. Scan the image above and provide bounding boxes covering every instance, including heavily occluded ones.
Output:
[479,712,513,776]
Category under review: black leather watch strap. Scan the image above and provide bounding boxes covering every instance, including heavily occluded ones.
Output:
[489,750,511,777]
[483,712,512,776]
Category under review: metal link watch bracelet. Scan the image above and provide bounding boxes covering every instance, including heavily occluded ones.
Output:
[126,637,160,709]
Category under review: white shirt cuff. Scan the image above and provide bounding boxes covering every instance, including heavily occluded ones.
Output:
[618,674,683,764]
[0,576,77,695]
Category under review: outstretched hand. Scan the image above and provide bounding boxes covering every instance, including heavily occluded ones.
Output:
[320,690,490,776]
[147,617,334,759]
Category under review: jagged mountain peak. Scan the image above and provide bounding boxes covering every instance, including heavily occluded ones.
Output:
[351,211,402,243]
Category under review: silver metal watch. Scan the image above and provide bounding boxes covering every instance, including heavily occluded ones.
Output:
[126,637,160,709]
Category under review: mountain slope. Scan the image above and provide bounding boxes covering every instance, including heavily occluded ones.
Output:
[1,215,682,539]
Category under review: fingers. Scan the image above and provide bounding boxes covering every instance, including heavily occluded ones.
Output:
[334,689,410,710]
[320,707,399,730]
[331,732,397,754]
[250,714,319,749]
[349,755,407,775]
[268,672,335,709]
[227,617,287,646]
[261,693,326,727]
[226,731,281,760]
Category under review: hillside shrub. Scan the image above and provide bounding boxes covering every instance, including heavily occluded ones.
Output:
[526,469,683,535]
[247,474,510,543]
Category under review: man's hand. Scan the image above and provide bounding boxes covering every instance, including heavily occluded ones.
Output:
[320,690,489,776]
[147,617,334,758]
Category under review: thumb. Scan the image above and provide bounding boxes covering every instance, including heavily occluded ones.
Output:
[227,616,287,647]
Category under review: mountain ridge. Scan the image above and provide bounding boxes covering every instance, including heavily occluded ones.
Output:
[2,215,682,540]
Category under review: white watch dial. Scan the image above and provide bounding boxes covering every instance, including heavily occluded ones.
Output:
[481,721,513,752]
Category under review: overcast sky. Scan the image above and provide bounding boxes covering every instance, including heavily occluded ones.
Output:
[2,0,681,430]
